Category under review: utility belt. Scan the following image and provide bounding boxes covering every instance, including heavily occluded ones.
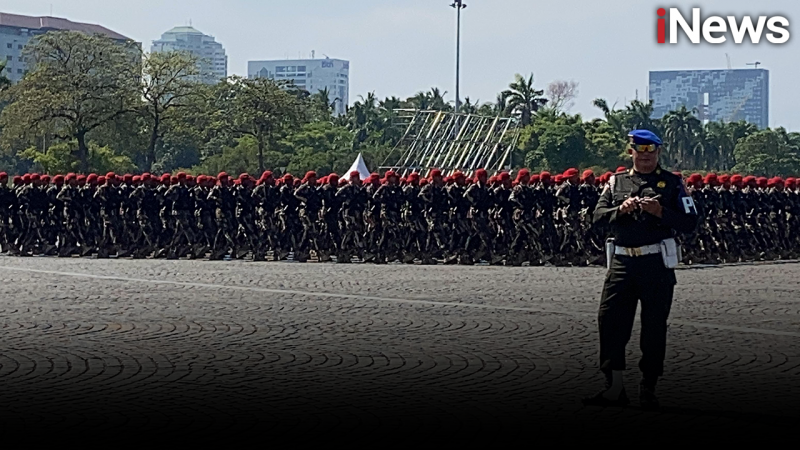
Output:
[605,238,681,269]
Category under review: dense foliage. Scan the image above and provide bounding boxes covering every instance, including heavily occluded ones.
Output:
[1,31,798,177]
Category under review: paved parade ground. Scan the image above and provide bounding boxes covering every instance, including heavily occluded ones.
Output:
[1,256,799,440]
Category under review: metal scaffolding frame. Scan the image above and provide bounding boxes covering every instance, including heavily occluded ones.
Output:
[380,109,521,178]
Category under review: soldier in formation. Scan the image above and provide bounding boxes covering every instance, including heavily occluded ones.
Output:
[1,169,798,265]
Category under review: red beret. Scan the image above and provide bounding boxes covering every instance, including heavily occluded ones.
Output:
[499,172,511,181]
[123,174,133,183]
[349,171,361,179]
[41,174,51,183]
[0,172,7,180]
[616,166,627,173]
[218,172,229,180]
[52,175,65,184]
[475,168,488,179]
[106,172,116,180]
[582,169,595,179]
[563,168,579,178]
[132,175,142,183]
[430,169,442,178]
[97,176,107,184]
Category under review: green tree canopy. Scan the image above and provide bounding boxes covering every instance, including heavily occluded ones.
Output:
[0,31,140,172]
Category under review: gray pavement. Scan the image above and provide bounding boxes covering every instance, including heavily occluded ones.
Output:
[0,255,798,440]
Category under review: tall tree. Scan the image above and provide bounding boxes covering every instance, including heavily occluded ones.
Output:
[662,105,701,170]
[503,73,547,126]
[704,120,756,171]
[140,50,201,171]
[622,100,660,135]
[310,87,338,117]
[0,31,140,172]
[546,80,579,112]
[221,76,304,173]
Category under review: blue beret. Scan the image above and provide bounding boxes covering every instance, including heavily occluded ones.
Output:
[628,129,662,146]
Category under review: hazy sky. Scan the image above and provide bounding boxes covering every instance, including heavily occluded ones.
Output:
[2,0,798,129]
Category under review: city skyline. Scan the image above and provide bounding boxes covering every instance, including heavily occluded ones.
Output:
[0,0,798,130]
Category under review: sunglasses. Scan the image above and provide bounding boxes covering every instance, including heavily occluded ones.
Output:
[629,144,658,153]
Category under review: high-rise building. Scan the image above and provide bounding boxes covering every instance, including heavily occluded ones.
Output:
[152,26,227,84]
[649,69,769,129]
[248,58,349,115]
[0,12,135,83]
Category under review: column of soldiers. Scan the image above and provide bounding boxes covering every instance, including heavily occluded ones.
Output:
[1,168,798,265]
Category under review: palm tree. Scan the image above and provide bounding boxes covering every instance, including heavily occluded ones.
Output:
[460,97,479,114]
[593,98,626,137]
[704,120,757,171]
[662,105,702,170]
[311,87,339,116]
[428,87,449,110]
[494,92,509,116]
[623,100,660,134]
[503,73,547,126]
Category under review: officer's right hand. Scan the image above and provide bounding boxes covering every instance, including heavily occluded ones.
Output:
[618,197,638,215]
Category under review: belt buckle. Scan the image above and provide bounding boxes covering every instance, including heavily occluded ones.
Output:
[625,247,641,257]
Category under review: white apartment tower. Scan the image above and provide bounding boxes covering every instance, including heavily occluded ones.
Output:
[152,26,227,84]
[248,58,349,115]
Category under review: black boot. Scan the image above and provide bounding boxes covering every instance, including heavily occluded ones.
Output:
[639,377,660,410]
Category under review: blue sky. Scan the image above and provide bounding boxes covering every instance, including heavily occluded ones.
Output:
[1,0,798,129]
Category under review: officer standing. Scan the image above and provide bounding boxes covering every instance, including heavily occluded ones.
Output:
[583,130,699,409]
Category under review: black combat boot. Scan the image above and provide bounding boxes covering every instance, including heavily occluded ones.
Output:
[639,377,660,410]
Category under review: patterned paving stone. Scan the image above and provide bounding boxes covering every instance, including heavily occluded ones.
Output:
[0,255,798,440]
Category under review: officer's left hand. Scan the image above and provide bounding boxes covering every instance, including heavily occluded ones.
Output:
[638,198,663,218]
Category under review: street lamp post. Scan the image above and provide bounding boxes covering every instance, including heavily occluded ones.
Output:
[451,1,466,114]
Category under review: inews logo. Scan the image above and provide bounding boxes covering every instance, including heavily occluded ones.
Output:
[657,8,790,44]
